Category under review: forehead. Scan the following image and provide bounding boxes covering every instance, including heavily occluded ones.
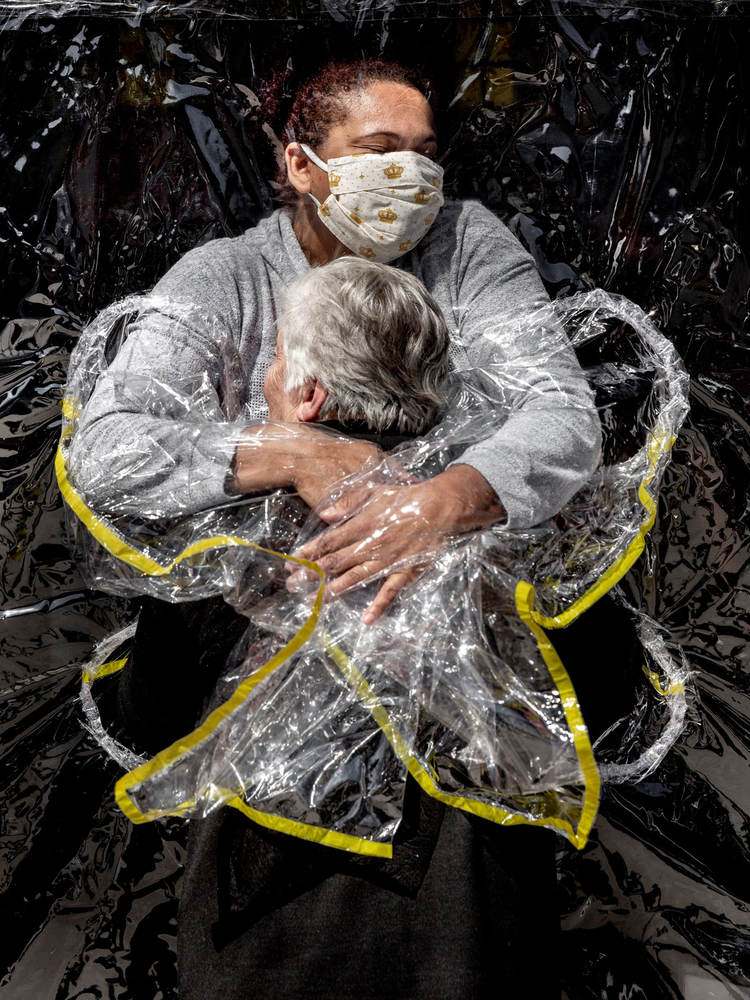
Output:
[339,81,435,141]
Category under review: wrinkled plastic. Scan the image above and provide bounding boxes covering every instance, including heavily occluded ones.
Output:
[0,0,741,20]
[55,288,689,852]
[2,3,749,997]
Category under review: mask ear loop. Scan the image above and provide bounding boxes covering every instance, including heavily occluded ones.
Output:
[295,144,329,211]
[299,143,329,173]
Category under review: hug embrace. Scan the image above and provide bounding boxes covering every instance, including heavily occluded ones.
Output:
[62,57,687,1000]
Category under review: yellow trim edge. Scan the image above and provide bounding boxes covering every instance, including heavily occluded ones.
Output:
[55,440,371,849]
[113,576,324,822]
[82,656,129,685]
[515,580,600,848]
[323,580,601,851]
[532,431,675,630]
[56,441,325,579]
[643,664,684,698]
[229,798,393,858]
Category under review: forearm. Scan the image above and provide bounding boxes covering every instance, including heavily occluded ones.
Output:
[67,300,244,519]
[69,409,240,518]
[229,425,309,495]
[453,313,602,528]
[429,464,507,532]
[446,201,603,528]
[230,423,382,510]
[460,401,602,529]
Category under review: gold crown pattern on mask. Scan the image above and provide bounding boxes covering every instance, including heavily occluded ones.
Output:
[302,145,445,264]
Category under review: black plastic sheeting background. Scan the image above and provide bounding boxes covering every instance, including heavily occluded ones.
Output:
[1,2,748,996]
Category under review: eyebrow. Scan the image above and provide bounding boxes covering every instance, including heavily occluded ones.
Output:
[352,130,438,145]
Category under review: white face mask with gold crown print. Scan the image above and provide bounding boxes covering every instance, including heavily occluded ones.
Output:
[300,144,445,263]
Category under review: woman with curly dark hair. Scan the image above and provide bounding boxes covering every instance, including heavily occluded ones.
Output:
[74,57,602,1000]
[73,57,600,626]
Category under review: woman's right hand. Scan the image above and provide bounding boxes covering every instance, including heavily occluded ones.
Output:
[230,423,382,509]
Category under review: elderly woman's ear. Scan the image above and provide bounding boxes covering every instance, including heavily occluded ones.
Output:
[297,381,329,423]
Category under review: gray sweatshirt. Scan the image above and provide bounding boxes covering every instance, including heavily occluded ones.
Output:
[69,200,602,529]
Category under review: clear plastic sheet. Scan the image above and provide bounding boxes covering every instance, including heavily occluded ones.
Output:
[1,2,748,997]
[0,0,743,22]
[55,288,688,853]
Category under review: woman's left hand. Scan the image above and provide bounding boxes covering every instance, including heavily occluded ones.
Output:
[288,464,506,624]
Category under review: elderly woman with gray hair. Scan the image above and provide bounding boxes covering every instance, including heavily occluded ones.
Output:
[70,56,601,634]
[262,256,450,435]
[70,55,606,1000]
[110,255,451,754]
[94,249,566,1000]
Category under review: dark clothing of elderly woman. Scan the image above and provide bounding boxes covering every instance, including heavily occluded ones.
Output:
[70,59,638,1000]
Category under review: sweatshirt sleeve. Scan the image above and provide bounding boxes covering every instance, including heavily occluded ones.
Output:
[68,242,254,518]
[449,202,602,528]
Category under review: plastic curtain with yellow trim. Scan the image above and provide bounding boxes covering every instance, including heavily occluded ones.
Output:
[58,287,689,855]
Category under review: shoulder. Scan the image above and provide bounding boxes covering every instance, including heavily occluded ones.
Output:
[416,198,534,269]
[153,238,244,301]
[155,211,286,289]
[435,198,531,253]
[427,197,506,232]
[412,199,548,321]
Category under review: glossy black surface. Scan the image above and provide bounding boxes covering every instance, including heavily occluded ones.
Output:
[1,3,748,995]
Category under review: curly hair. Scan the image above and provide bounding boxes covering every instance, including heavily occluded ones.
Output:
[261,59,437,203]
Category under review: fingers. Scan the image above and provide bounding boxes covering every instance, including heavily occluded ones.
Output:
[294,511,371,562]
[316,481,407,530]
[303,564,416,621]
[323,562,382,601]
[361,570,417,626]
[290,510,439,593]
[289,557,426,627]
[287,481,438,613]
[318,487,375,523]
[287,537,370,590]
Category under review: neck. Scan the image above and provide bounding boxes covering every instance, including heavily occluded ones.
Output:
[292,198,350,266]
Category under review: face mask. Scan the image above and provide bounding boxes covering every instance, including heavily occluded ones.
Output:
[300,144,444,263]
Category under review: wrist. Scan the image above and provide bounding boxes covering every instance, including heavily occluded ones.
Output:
[428,464,506,532]
[231,424,307,494]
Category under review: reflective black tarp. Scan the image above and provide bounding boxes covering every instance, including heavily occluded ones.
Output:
[1,2,748,996]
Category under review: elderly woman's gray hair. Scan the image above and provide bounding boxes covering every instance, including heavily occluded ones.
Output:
[280,258,450,435]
